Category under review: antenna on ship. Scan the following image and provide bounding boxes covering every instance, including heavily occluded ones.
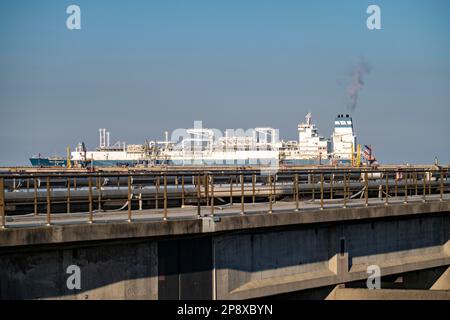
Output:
[305,112,312,125]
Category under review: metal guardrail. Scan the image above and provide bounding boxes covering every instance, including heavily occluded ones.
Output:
[0,168,448,228]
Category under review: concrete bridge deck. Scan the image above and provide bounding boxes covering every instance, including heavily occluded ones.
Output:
[0,193,449,300]
[1,194,449,242]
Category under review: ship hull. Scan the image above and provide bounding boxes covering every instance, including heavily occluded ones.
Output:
[30,158,142,167]
[29,158,67,167]
[30,157,332,167]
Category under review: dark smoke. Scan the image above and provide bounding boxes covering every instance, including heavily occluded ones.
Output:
[346,59,371,112]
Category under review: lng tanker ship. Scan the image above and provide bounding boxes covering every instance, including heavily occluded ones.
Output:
[30,113,366,167]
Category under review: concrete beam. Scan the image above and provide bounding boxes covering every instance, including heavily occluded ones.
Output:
[0,219,203,248]
[0,201,448,248]
[327,288,450,300]
[213,201,450,233]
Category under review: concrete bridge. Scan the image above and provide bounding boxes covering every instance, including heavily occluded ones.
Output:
[1,193,449,299]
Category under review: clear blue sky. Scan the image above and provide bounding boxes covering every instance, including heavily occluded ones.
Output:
[1,0,449,165]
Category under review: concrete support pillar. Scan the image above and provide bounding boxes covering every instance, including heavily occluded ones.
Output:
[328,253,349,282]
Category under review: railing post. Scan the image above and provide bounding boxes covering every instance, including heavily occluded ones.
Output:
[295,173,299,212]
[163,174,168,221]
[414,170,418,196]
[364,172,369,207]
[404,171,408,204]
[88,176,93,224]
[229,176,233,205]
[240,173,244,215]
[268,175,273,214]
[320,173,324,210]
[155,176,160,209]
[0,177,5,229]
[330,174,334,200]
[204,174,209,206]
[428,171,433,196]
[33,177,38,216]
[97,173,102,212]
[440,170,444,202]
[428,171,431,195]
[127,175,132,222]
[252,173,256,204]
[395,171,398,197]
[46,176,51,226]
[343,172,347,208]
[181,175,185,208]
[423,171,427,203]
[311,172,315,202]
[197,174,201,217]
[385,172,389,206]
[273,174,276,204]
[67,177,71,214]
[210,175,214,216]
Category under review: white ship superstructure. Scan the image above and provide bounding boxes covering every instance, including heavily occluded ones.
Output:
[331,114,357,164]
[283,113,329,164]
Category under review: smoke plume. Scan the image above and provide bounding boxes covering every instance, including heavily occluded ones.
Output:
[346,59,371,112]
